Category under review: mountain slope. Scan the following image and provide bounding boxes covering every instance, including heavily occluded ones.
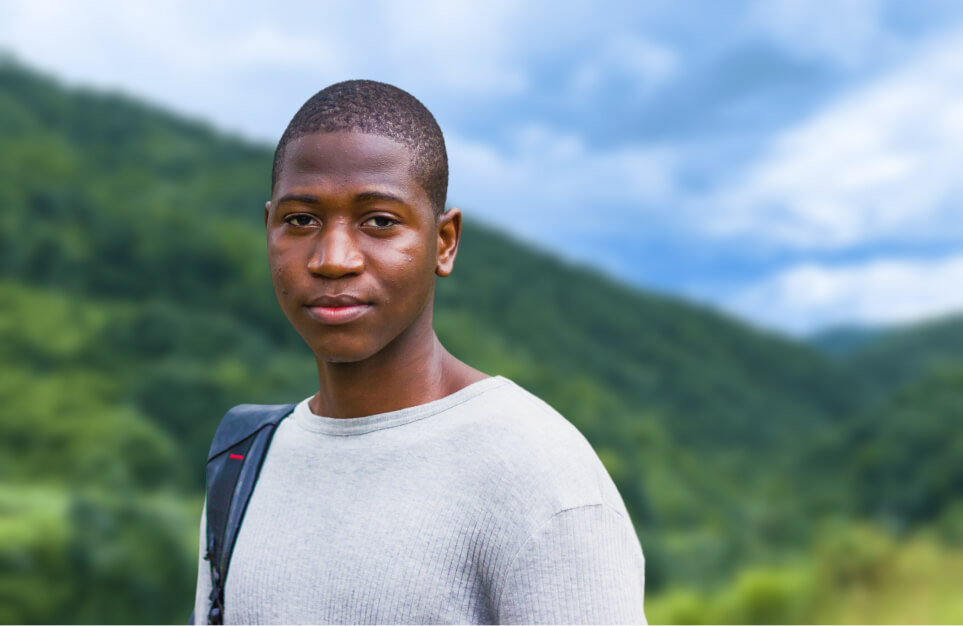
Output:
[440,224,869,448]
[833,315,963,393]
[806,364,963,526]
[809,325,885,358]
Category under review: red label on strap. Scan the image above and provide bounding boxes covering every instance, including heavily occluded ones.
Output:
[229,454,244,460]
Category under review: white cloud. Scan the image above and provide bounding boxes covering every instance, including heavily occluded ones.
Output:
[372,0,529,96]
[749,0,889,70]
[702,32,963,249]
[725,254,963,334]
[0,0,534,140]
[447,126,677,242]
[570,34,677,97]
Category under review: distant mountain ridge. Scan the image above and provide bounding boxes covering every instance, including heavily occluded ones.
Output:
[808,325,885,357]
[821,314,963,394]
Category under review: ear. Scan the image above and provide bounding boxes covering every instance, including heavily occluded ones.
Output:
[264,201,271,227]
[435,207,462,277]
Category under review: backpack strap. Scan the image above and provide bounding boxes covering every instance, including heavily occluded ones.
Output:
[203,403,296,625]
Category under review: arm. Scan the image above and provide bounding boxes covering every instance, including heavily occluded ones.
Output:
[495,504,646,625]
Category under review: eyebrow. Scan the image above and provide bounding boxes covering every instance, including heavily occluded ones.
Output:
[277,191,408,206]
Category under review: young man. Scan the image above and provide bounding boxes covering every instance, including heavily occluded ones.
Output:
[192,80,645,624]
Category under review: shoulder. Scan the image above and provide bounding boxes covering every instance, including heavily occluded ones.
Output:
[451,377,629,518]
[453,378,643,617]
[208,402,297,460]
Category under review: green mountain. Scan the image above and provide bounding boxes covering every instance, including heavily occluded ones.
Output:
[808,325,885,358]
[805,363,963,528]
[828,315,963,393]
[2,56,958,623]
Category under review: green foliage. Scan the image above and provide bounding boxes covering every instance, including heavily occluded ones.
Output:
[648,521,963,624]
[0,485,200,624]
[648,557,819,625]
[0,486,72,624]
[810,366,963,527]
[64,490,198,623]
[834,313,963,394]
[808,324,884,357]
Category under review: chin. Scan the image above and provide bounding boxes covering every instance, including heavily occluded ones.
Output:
[315,353,366,365]
[309,341,382,365]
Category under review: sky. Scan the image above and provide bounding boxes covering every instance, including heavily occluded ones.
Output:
[2,0,962,336]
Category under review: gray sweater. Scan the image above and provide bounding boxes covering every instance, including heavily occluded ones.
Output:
[193,376,646,624]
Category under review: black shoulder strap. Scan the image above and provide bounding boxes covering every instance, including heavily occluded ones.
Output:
[203,403,296,625]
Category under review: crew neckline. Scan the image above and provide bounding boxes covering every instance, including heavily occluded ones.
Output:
[292,375,509,436]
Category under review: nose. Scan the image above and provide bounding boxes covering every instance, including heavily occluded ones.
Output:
[306,223,364,278]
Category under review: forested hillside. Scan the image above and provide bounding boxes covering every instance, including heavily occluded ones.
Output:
[809,325,884,358]
[824,315,963,394]
[2,56,962,624]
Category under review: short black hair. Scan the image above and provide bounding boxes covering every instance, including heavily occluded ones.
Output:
[272,79,448,215]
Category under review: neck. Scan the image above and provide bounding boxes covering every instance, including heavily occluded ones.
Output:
[309,314,486,418]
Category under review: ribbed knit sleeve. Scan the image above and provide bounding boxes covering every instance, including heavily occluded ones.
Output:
[494,504,646,625]
[192,502,211,624]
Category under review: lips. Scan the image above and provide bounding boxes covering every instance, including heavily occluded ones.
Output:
[304,294,372,325]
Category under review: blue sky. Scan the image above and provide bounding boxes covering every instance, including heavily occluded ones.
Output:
[2,0,963,335]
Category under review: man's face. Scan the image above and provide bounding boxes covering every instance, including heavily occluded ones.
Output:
[265,132,455,364]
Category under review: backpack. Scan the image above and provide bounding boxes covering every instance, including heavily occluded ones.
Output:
[190,402,297,625]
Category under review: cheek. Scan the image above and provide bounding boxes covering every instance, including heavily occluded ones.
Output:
[400,231,436,267]
[395,244,433,280]
[376,247,431,301]
[371,235,428,272]
[267,253,294,298]
[273,270,290,297]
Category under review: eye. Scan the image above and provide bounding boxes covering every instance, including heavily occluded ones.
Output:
[363,215,399,230]
[284,214,318,227]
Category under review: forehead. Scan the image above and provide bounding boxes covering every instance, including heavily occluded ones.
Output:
[276,132,426,204]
